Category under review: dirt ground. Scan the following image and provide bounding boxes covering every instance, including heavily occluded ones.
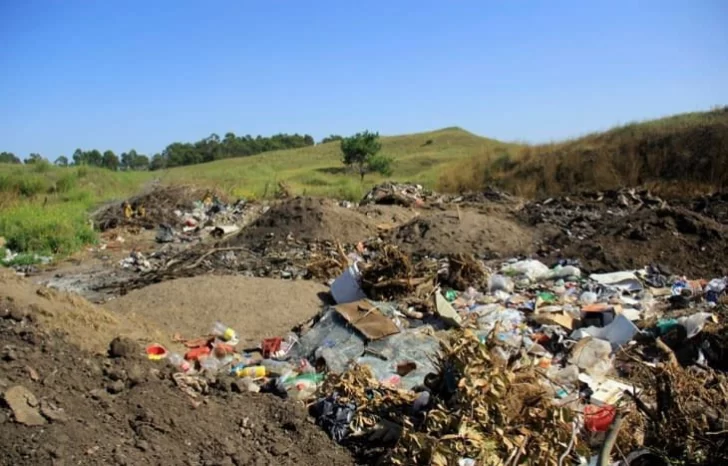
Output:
[391,207,534,258]
[0,305,354,466]
[104,276,331,347]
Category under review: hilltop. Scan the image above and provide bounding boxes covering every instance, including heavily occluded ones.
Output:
[440,106,728,197]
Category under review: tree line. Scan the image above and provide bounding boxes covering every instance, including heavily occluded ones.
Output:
[0,132,316,171]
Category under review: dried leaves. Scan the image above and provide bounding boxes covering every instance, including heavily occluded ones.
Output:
[324,330,579,465]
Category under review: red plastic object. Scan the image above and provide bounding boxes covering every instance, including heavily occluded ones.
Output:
[261,337,283,358]
[584,404,616,432]
[145,343,168,360]
[184,346,211,362]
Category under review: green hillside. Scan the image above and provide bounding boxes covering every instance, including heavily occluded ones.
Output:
[0,127,509,258]
[158,127,512,199]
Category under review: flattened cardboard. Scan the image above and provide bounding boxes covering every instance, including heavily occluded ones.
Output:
[334,300,400,341]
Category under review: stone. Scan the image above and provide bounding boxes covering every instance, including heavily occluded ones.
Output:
[107,380,126,394]
[3,385,46,426]
[108,337,140,359]
[40,400,69,423]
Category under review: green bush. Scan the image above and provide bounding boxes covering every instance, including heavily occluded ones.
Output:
[0,203,96,255]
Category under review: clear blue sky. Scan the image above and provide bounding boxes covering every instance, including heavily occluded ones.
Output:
[1,1,726,159]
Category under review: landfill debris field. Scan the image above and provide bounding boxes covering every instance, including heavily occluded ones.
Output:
[1,183,727,466]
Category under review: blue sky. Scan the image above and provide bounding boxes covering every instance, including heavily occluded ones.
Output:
[1,1,726,158]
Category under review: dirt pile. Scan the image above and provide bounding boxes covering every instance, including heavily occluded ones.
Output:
[104,276,331,347]
[557,207,728,277]
[228,197,377,249]
[392,208,534,258]
[0,310,353,466]
[0,269,167,353]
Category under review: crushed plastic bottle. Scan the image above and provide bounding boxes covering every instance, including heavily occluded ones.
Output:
[168,353,192,373]
[200,356,221,373]
[211,321,236,342]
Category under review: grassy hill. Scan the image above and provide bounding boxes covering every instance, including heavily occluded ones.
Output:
[2,107,726,259]
[439,106,728,197]
[0,127,506,258]
[159,127,512,199]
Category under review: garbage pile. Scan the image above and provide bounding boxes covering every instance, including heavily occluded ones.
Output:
[147,240,728,464]
[360,182,431,207]
[94,186,264,243]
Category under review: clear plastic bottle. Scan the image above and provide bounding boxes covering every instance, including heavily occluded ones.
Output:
[200,357,221,373]
[168,353,191,373]
[211,321,236,341]
[260,359,294,376]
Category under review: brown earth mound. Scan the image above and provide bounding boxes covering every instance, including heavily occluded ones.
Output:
[0,308,353,466]
[104,276,330,347]
[226,197,377,249]
[0,270,168,354]
[559,207,728,277]
[392,207,534,258]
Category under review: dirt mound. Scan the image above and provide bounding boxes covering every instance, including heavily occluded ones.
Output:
[392,208,534,258]
[227,197,377,249]
[0,270,167,354]
[559,207,728,277]
[0,312,353,466]
[104,275,330,347]
[94,185,223,232]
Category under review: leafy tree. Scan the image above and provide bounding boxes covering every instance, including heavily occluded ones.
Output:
[25,153,46,164]
[340,131,393,181]
[149,153,166,171]
[321,135,343,144]
[55,156,69,166]
[102,150,119,171]
[132,154,149,170]
[0,151,21,164]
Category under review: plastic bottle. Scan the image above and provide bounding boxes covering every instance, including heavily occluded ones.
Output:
[260,359,294,376]
[211,321,236,342]
[168,353,191,373]
[200,357,221,373]
[231,365,266,378]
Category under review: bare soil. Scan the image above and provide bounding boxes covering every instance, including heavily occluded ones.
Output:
[391,207,535,258]
[104,275,331,347]
[0,304,354,466]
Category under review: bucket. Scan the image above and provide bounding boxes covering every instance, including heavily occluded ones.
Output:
[330,262,367,304]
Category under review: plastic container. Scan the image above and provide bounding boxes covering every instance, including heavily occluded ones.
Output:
[584,404,616,432]
[168,353,191,373]
[211,321,236,342]
[260,359,295,376]
[330,262,367,304]
[200,357,221,373]
[232,365,266,378]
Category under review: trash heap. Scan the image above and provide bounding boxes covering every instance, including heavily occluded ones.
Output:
[360,182,431,207]
[146,243,728,464]
[94,185,265,243]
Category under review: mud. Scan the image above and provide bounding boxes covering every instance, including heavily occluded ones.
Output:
[0,307,354,466]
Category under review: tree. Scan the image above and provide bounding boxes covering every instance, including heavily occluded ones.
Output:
[102,150,119,170]
[0,152,21,164]
[55,156,69,166]
[25,153,46,164]
[340,131,392,181]
[321,135,343,144]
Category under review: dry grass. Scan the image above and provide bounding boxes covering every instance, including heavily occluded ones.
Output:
[439,106,728,197]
